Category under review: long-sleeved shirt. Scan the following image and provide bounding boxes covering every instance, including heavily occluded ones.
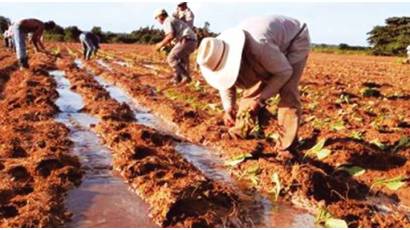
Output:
[219,15,310,112]
[172,8,195,28]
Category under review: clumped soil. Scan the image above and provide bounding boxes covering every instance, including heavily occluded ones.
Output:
[0,49,82,227]
[61,43,409,227]
[56,56,255,227]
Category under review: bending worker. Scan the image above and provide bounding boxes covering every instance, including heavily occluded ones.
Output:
[13,19,55,69]
[407,45,410,64]
[3,25,14,51]
[154,8,197,85]
[196,15,310,151]
[173,2,195,28]
[79,31,100,60]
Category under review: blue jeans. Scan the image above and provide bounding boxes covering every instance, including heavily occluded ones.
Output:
[79,34,96,60]
[13,23,27,64]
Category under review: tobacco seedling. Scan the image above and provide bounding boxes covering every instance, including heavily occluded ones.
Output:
[315,207,348,228]
[224,152,252,167]
[371,175,407,191]
[338,165,366,177]
[370,139,386,150]
[392,136,410,152]
[269,172,282,202]
[330,120,345,131]
[305,138,332,160]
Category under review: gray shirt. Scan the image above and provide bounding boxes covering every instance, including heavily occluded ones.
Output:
[163,16,196,41]
[173,8,195,28]
[219,15,310,112]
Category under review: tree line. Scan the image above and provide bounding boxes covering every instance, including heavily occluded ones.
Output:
[0,15,409,56]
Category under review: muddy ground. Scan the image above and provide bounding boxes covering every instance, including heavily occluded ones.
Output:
[0,50,82,227]
[60,43,409,227]
[0,42,409,227]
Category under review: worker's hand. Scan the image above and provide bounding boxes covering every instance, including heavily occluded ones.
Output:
[223,110,236,127]
[249,100,262,115]
[155,43,163,51]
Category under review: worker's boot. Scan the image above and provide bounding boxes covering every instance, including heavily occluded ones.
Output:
[19,58,29,69]
[170,74,182,85]
[180,74,192,85]
[277,108,299,151]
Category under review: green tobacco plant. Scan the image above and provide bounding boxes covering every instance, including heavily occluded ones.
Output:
[330,120,345,131]
[338,165,366,177]
[224,152,252,167]
[316,207,348,228]
[370,139,386,150]
[371,175,407,191]
[350,131,364,141]
[305,138,332,160]
[269,173,282,202]
[393,136,410,152]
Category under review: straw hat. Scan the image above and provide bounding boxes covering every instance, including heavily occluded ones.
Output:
[153,8,167,19]
[196,28,246,91]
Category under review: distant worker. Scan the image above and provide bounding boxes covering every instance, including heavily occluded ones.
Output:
[79,32,100,60]
[406,45,410,64]
[154,8,197,85]
[3,25,14,50]
[196,15,310,152]
[12,19,55,69]
[173,2,195,28]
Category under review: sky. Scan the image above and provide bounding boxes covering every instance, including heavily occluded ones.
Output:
[0,2,409,46]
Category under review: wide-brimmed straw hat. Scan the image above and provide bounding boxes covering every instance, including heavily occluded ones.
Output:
[196,28,246,91]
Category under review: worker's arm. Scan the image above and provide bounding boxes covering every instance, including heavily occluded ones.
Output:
[156,33,174,50]
[31,26,45,52]
[219,87,237,126]
[253,42,293,103]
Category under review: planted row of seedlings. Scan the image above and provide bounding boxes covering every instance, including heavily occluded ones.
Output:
[55,54,254,227]
[0,50,82,227]
[73,47,410,227]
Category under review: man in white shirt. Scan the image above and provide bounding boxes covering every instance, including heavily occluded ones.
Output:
[154,9,197,85]
[196,15,310,152]
[173,2,195,28]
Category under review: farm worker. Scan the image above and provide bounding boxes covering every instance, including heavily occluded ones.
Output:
[173,2,195,28]
[3,26,14,50]
[196,15,310,151]
[12,19,55,69]
[154,8,197,85]
[407,45,410,64]
[79,32,100,60]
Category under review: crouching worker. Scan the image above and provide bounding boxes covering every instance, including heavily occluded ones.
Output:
[79,32,100,60]
[196,15,310,151]
[13,19,55,69]
[3,26,14,50]
[154,8,197,85]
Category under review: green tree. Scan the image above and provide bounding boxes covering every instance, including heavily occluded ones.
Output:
[367,17,410,56]
[64,26,82,42]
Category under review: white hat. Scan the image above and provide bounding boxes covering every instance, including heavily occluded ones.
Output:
[153,8,167,19]
[196,28,246,91]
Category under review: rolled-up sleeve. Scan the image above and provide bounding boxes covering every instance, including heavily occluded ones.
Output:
[219,87,236,112]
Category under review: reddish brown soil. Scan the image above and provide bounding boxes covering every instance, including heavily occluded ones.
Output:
[60,43,409,227]
[56,56,254,227]
[0,50,82,227]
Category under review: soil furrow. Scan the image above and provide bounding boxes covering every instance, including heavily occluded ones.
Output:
[0,49,82,227]
[72,46,410,227]
[56,56,255,227]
